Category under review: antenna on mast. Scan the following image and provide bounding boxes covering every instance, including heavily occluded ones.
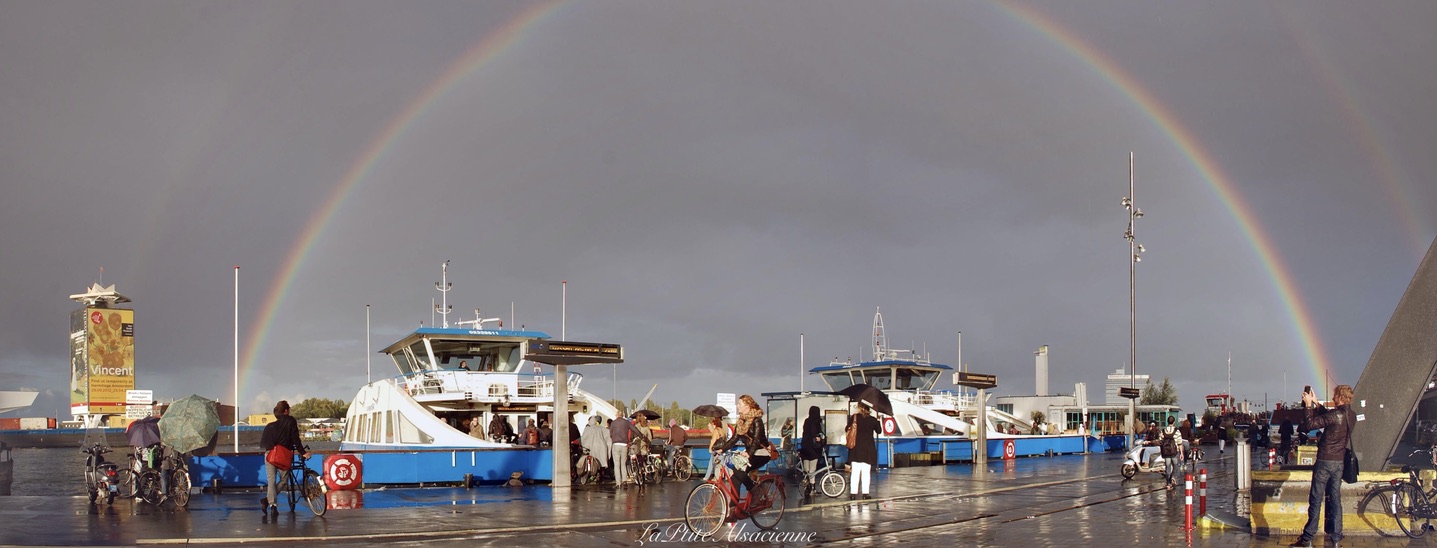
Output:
[873,307,887,360]
[435,260,453,327]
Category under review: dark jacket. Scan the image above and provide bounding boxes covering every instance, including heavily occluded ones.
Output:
[720,415,771,454]
[1301,404,1355,463]
[799,407,825,460]
[260,414,302,453]
[847,413,882,465]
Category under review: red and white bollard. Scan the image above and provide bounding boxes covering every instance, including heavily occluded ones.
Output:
[1268,447,1275,469]
[1199,468,1208,516]
[1185,473,1194,541]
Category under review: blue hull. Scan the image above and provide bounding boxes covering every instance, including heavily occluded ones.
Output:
[188,448,554,488]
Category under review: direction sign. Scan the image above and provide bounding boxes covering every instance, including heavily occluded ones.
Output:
[954,372,997,390]
[1118,387,1141,399]
[126,390,153,405]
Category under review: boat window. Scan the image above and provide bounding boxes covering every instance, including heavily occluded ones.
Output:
[369,412,381,442]
[392,351,415,376]
[765,399,796,436]
[822,372,856,391]
[409,340,435,371]
[384,411,395,443]
[895,369,940,390]
[861,370,892,390]
[494,346,521,372]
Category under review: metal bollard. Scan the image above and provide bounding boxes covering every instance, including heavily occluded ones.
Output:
[1268,447,1275,469]
[1184,473,1194,531]
[1235,439,1250,491]
[1199,469,1207,516]
[211,478,222,495]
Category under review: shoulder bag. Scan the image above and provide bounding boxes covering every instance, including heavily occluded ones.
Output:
[267,445,294,471]
[845,417,859,449]
[1342,412,1359,484]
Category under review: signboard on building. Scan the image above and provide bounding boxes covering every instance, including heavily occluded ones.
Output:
[1119,387,1141,399]
[70,307,135,414]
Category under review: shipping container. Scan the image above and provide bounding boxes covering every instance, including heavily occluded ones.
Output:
[0,418,19,430]
[19,418,51,430]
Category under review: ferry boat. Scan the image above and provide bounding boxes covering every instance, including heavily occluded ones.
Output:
[341,264,617,451]
[761,309,1104,468]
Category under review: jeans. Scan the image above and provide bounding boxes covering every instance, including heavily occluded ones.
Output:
[265,461,280,508]
[1300,459,1344,542]
[664,445,683,470]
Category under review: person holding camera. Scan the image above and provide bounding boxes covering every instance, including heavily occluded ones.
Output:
[1291,384,1355,548]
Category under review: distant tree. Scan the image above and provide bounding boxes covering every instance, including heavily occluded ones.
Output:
[1139,377,1179,406]
[291,398,348,419]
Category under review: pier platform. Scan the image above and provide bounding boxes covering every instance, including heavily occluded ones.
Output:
[0,450,1392,546]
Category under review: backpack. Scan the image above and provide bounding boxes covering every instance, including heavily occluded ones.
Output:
[1160,427,1179,458]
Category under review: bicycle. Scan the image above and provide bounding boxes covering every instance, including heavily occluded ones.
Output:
[573,448,603,485]
[672,452,694,481]
[273,447,327,516]
[131,445,191,507]
[1360,447,1437,538]
[684,451,787,537]
[798,452,847,499]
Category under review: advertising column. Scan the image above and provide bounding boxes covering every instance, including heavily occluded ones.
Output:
[83,308,135,415]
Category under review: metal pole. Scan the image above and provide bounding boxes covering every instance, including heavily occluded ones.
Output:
[975,388,988,465]
[233,265,239,454]
[800,333,805,393]
[366,305,371,384]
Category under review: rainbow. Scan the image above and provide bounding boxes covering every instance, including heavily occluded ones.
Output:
[1277,9,1431,256]
[238,1,567,402]
[993,3,1333,385]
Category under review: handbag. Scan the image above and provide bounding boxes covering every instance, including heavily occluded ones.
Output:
[267,445,294,471]
[1342,417,1359,483]
[845,418,858,449]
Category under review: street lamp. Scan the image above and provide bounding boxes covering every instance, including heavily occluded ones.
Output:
[1123,152,1146,450]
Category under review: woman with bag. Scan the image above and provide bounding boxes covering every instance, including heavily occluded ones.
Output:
[259,400,307,516]
[846,403,881,500]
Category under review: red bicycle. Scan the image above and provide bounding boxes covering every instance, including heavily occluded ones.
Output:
[684,451,787,536]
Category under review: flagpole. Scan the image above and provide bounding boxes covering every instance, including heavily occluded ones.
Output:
[366,305,371,384]
[233,265,239,454]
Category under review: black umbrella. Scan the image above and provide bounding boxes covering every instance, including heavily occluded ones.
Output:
[692,405,728,419]
[125,416,162,448]
[631,409,661,421]
[837,384,894,416]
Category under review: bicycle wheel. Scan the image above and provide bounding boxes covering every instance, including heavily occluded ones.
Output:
[820,471,847,498]
[675,456,694,481]
[1395,483,1430,538]
[138,470,164,505]
[649,461,664,484]
[1358,485,1408,537]
[629,458,644,486]
[302,470,327,516]
[684,482,728,537]
[116,469,137,499]
[749,477,786,530]
[168,468,191,508]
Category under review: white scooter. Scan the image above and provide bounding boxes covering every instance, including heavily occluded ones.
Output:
[1120,442,1168,479]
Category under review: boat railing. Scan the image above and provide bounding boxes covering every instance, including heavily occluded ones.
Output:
[911,390,974,410]
[516,373,584,399]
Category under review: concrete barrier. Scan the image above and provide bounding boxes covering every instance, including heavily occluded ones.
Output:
[1250,469,1413,536]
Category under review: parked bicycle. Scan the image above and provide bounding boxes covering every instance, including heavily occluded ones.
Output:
[684,451,786,536]
[798,451,847,499]
[1359,447,1437,538]
[131,445,191,507]
[274,447,326,516]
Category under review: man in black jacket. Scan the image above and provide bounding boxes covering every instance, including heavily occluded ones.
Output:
[1291,385,1355,548]
[259,400,308,516]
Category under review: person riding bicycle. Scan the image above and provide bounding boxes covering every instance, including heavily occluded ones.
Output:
[718,394,774,501]
[259,400,308,516]
[665,419,688,475]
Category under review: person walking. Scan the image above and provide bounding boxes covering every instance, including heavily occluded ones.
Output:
[718,395,773,500]
[798,406,826,496]
[1291,385,1356,548]
[846,402,881,500]
[580,415,611,483]
[259,400,307,517]
[702,416,730,481]
[609,415,645,486]
[1160,417,1181,489]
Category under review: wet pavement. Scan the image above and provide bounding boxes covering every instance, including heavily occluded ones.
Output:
[1,449,1429,546]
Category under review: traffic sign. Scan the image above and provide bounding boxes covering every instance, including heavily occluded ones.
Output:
[1119,387,1141,399]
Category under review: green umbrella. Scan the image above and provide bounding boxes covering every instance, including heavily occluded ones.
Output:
[159,395,221,454]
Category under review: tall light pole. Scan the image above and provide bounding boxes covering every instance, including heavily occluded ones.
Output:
[1122,152,1145,450]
